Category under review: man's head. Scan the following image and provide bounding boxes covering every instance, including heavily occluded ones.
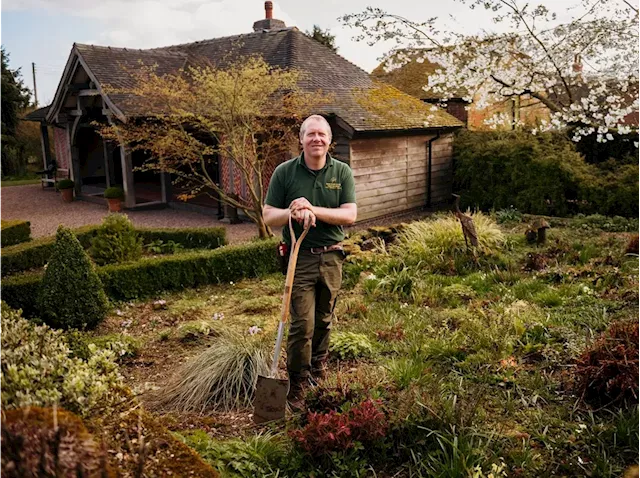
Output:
[300,115,332,161]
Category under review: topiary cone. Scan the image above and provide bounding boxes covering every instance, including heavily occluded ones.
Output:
[38,226,109,329]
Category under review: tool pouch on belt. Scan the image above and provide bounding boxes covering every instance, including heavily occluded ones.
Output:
[277,241,289,275]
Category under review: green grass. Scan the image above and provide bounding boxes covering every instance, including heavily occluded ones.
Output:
[1,178,41,187]
[57,213,639,477]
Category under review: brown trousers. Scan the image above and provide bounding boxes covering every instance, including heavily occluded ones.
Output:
[287,250,343,379]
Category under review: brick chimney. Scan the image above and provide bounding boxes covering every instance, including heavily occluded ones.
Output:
[572,54,583,74]
[253,1,286,32]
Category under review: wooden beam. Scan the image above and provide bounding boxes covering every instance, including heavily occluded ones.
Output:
[77,89,100,97]
[69,109,83,117]
[66,82,91,92]
[120,147,136,208]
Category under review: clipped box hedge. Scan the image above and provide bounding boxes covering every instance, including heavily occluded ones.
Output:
[137,227,226,249]
[1,225,227,277]
[2,238,278,317]
[1,220,32,247]
[1,225,98,277]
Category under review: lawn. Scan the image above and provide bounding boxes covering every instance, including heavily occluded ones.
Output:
[3,212,638,477]
[1,178,41,187]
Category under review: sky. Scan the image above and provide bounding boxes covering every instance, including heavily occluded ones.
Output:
[1,0,584,106]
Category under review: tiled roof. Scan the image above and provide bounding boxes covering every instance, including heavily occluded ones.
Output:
[371,49,468,101]
[74,28,462,132]
[23,105,50,122]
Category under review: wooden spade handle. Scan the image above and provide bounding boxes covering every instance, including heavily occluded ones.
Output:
[279,214,310,324]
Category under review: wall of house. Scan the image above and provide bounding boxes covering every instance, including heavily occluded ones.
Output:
[350,133,454,222]
[467,94,550,130]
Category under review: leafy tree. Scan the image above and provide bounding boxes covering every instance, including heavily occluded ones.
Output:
[341,0,639,143]
[305,25,338,52]
[100,56,328,238]
[2,47,33,178]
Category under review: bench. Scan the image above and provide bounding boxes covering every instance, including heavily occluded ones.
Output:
[39,165,70,190]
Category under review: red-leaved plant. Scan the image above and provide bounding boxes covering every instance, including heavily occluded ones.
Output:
[574,320,639,407]
[289,399,387,455]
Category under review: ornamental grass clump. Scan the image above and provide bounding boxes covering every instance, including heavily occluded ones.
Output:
[397,213,505,263]
[90,213,142,266]
[1,304,124,417]
[154,332,270,412]
[38,226,109,329]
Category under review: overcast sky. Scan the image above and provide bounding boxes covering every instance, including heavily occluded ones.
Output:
[2,0,584,105]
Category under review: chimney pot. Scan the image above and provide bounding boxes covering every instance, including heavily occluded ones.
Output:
[265,1,273,19]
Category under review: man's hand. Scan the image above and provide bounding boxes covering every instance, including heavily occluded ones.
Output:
[291,207,316,228]
[289,197,314,215]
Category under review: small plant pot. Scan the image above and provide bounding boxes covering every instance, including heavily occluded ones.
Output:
[61,188,74,203]
[107,198,123,212]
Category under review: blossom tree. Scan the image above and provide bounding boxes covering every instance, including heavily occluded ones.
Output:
[341,0,639,142]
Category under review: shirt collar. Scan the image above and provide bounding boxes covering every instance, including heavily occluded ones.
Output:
[298,152,333,173]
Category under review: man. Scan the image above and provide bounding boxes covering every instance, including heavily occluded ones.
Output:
[263,114,357,402]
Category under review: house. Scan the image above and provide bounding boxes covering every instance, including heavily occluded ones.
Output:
[25,2,462,222]
[371,49,550,130]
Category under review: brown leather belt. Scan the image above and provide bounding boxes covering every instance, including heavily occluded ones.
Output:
[308,244,343,254]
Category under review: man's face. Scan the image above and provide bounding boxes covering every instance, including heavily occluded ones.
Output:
[301,119,331,160]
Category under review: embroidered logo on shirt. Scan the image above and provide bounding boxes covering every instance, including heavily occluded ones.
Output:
[325,176,341,190]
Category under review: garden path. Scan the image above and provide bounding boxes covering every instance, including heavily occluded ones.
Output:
[1,184,276,243]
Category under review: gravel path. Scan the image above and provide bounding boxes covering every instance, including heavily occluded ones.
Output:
[0,185,274,244]
[1,184,436,243]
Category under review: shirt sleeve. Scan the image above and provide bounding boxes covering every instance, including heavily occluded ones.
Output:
[265,165,286,208]
[340,165,357,205]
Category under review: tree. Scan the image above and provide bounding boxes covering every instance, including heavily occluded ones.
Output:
[305,25,338,52]
[2,47,33,178]
[101,56,328,238]
[341,0,639,143]
[38,226,110,330]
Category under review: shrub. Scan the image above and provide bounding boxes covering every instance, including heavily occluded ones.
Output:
[89,214,142,266]
[329,332,376,360]
[289,399,387,456]
[38,226,109,329]
[103,186,124,199]
[574,320,639,407]
[1,219,31,247]
[180,429,289,478]
[1,304,124,417]
[144,239,184,254]
[138,227,226,249]
[1,407,113,477]
[154,332,270,412]
[626,235,639,255]
[66,331,140,362]
[569,214,639,233]
[495,206,523,224]
[176,320,219,342]
[454,130,595,216]
[57,178,74,190]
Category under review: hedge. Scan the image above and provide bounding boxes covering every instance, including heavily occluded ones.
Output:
[1,238,278,317]
[137,227,226,249]
[1,220,31,247]
[1,225,98,277]
[1,225,227,277]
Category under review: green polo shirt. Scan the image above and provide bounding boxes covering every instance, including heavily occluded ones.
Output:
[265,153,356,248]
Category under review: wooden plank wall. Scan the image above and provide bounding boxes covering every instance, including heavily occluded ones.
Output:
[350,133,453,221]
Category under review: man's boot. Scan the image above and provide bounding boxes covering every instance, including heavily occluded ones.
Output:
[311,357,328,381]
[288,373,310,412]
